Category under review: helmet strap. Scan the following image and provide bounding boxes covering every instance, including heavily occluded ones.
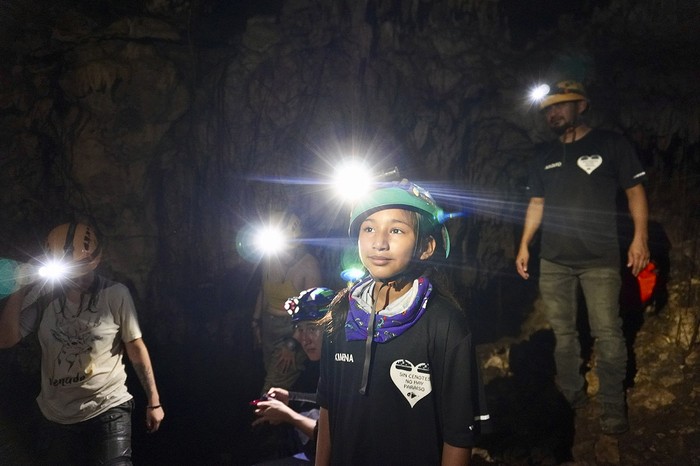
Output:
[63,222,78,257]
[360,280,399,395]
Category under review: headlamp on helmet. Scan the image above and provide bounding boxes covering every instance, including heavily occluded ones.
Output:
[332,161,401,203]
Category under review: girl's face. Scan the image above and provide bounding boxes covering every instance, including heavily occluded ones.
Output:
[358,208,435,281]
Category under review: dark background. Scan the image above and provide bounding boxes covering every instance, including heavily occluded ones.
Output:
[1,0,698,464]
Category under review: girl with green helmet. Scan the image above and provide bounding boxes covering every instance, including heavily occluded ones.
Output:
[316,179,490,466]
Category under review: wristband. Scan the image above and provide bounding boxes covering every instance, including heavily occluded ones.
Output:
[146,405,162,410]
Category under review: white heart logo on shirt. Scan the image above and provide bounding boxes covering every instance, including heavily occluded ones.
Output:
[390,359,432,408]
[577,154,602,174]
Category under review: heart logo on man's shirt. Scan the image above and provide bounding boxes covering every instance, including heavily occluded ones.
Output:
[577,154,602,174]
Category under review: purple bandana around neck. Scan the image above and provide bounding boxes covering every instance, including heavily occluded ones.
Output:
[344,276,432,343]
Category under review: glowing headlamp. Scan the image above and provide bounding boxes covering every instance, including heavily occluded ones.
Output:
[529,84,551,104]
[332,160,374,202]
[332,161,400,203]
[252,225,293,255]
[236,213,301,262]
[38,260,70,281]
[529,81,588,110]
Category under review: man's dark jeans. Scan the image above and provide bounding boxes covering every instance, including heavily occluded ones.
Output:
[539,259,627,406]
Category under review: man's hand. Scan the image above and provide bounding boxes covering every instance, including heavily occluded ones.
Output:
[516,246,530,280]
[627,237,650,277]
[624,184,649,277]
[516,197,544,281]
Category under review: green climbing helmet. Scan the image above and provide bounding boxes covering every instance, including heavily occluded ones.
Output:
[348,179,451,257]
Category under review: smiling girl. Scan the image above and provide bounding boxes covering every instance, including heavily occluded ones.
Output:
[316,180,490,466]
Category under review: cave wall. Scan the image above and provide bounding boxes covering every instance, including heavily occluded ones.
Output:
[0,0,698,344]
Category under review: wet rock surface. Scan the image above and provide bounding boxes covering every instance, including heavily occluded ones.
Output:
[473,281,700,465]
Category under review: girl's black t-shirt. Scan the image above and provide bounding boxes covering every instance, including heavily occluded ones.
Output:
[317,294,489,466]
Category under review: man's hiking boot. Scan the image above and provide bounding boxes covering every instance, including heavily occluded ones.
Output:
[600,402,629,434]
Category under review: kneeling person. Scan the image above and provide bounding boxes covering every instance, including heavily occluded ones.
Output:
[252,287,335,464]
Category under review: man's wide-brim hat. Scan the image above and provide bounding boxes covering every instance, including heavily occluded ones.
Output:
[539,80,588,110]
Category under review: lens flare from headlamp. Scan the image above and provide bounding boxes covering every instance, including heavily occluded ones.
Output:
[332,160,374,203]
[38,260,70,281]
[236,222,295,263]
[253,225,290,255]
[1,257,71,297]
[0,259,19,297]
[529,84,550,104]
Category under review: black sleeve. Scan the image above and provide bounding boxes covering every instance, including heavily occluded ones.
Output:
[432,300,491,447]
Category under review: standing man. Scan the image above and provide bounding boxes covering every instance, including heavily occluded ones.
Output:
[0,222,164,464]
[516,80,649,434]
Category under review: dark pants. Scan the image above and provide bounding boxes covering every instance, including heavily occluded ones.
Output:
[39,400,133,466]
[539,259,627,405]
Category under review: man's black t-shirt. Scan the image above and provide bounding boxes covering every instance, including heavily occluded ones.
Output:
[527,128,646,267]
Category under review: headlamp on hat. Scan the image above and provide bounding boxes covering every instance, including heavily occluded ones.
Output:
[530,80,588,110]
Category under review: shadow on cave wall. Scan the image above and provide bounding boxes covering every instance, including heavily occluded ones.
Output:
[479,329,576,464]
